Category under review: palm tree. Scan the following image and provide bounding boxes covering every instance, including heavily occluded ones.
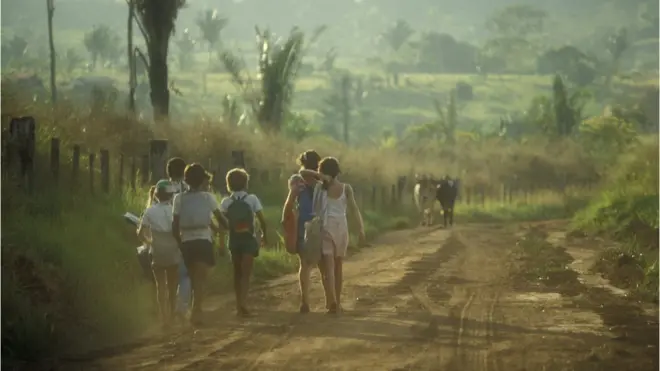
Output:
[196,10,228,63]
[175,28,196,71]
[47,0,57,103]
[132,0,186,121]
[221,25,326,134]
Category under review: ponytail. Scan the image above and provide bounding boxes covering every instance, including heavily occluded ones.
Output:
[146,186,156,208]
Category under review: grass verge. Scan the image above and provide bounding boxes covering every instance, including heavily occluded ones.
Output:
[571,137,659,302]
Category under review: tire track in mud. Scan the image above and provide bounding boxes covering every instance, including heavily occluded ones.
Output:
[427,227,511,371]
[173,227,453,371]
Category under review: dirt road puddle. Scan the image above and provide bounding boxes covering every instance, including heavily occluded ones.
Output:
[513,292,563,302]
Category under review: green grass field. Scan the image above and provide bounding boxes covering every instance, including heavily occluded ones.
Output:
[25,41,651,139]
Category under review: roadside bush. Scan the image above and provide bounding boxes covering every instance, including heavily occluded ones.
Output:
[455,81,474,101]
[572,136,659,300]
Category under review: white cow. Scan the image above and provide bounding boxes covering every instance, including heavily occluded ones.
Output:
[413,174,439,226]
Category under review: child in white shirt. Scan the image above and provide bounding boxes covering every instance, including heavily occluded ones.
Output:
[137,180,181,327]
[172,163,228,326]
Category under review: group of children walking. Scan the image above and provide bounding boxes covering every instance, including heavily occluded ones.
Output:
[137,158,267,327]
[137,150,365,328]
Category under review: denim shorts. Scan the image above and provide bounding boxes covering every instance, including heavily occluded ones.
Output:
[180,239,215,267]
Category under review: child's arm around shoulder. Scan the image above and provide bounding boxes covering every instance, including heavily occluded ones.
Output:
[208,192,229,230]
[299,169,331,182]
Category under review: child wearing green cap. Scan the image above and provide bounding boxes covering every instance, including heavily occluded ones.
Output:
[137,179,181,328]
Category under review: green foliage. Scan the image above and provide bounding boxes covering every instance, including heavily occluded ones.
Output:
[415,32,478,74]
[483,5,548,73]
[536,46,598,87]
[62,48,84,76]
[282,111,317,142]
[1,185,153,361]
[578,116,639,159]
[1,36,28,67]
[572,137,658,300]
[381,19,414,53]
[83,25,121,69]
[481,36,533,72]
[175,28,197,71]
[486,4,548,37]
[222,26,326,133]
[552,74,577,137]
[196,10,228,60]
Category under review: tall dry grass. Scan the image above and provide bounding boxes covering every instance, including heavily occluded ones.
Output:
[2,89,602,194]
[1,89,605,365]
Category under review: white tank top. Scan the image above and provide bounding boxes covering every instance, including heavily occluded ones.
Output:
[325,184,347,218]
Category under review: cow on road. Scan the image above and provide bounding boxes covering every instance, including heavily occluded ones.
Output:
[413,174,438,226]
[436,176,459,227]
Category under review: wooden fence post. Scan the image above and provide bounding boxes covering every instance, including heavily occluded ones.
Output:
[72,145,80,189]
[50,137,60,182]
[89,153,95,193]
[391,184,397,206]
[397,176,407,204]
[100,149,110,193]
[231,150,245,169]
[249,167,258,184]
[140,154,149,186]
[149,139,168,183]
[130,156,137,191]
[357,187,365,210]
[371,185,377,210]
[9,116,36,192]
[381,186,387,210]
[118,154,124,190]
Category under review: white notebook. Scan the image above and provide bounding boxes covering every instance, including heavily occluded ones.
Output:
[123,212,140,226]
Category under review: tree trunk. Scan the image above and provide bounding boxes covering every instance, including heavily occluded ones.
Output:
[47,1,57,104]
[127,0,136,113]
[148,46,170,121]
[341,75,351,145]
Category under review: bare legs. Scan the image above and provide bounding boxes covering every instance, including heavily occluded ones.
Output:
[298,256,311,312]
[298,256,331,313]
[152,265,180,327]
[232,253,255,316]
[321,237,344,314]
[188,262,209,325]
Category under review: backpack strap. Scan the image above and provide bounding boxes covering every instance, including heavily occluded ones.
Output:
[231,194,248,202]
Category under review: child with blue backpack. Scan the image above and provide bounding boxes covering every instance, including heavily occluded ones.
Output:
[220,168,268,317]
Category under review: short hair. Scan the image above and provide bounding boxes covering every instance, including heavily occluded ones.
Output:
[297,150,321,171]
[226,168,249,193]
[167,157,186,179]
[184,163,210,189]
[155,189,173,202]
[319,157,341,178]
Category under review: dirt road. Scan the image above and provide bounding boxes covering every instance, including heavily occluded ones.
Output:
[63,222,658,371]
